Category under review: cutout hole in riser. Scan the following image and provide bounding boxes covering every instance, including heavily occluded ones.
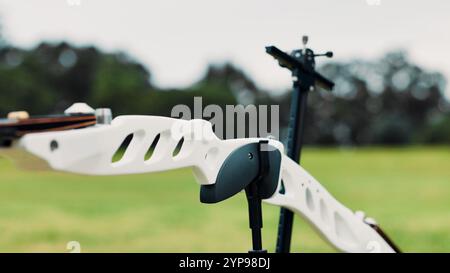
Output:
[172,137,184,157]
[145,134,161,161]
[112,134,134,163]
[306,188,315,211]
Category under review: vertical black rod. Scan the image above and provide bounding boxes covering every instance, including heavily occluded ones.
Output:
[275,82,309,253]
[246,181,265,252]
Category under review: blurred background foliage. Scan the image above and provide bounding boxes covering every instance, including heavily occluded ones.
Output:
[0,25,448,146]
[0,17,449,253]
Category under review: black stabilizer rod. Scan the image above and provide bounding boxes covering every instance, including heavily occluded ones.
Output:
[276,87,309,253]
[245,140,271,253]
[200,140,282,253]
[245,180,265,252]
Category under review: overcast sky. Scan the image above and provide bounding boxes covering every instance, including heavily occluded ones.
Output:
[0,0,449,96]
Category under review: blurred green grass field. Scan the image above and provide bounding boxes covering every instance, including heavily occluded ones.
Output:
[0,147,449,253]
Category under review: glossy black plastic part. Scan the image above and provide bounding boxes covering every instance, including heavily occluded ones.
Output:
[200,141,281,204]
[200,140,281,252]
[265,46,334,91]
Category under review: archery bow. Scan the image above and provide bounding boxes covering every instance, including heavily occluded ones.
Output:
[0,105,398,253]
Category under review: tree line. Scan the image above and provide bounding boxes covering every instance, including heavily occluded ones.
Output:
[0,41,448,145]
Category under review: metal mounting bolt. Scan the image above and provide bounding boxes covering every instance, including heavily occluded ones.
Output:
[95,108,113,125]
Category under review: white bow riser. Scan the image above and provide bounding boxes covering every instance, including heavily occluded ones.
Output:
[6,115,394,253]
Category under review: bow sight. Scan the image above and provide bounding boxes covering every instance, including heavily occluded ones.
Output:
[266,36,334,253]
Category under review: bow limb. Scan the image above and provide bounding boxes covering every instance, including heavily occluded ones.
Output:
[265,156,396,253]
